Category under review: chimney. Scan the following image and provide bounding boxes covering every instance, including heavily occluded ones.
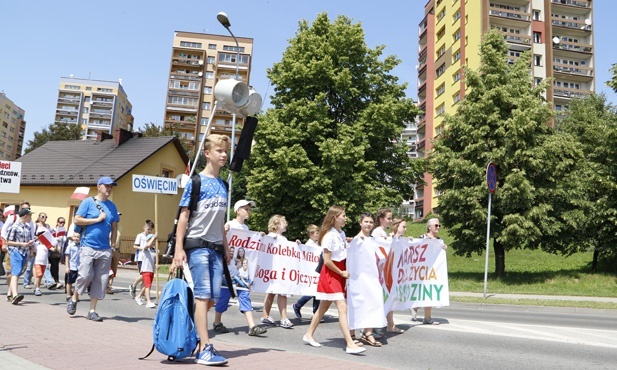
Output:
[97,132,113,142]
[114,128,134,146]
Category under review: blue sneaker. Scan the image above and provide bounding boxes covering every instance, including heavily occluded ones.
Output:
[195,344,227,366]
[292,303,302,319]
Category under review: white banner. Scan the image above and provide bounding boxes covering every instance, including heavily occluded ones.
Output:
[226,229,321,295]
[387,238,450,311]
[0,161,21,194]
[132,174,178,194]
[225,229,449,310]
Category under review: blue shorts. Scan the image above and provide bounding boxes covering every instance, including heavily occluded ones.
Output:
[215,287,253,313]
[9,249,28,276]
[186,247,223,301]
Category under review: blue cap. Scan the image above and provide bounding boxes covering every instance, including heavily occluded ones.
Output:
[97,176,118,186]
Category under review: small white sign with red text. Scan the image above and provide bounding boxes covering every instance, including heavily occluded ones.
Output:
[0,161,21,194]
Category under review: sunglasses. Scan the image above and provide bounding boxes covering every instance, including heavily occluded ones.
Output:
[59,221,65,224]
[434,224,441,227]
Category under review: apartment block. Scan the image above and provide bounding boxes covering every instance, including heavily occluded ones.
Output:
[415,0,595,218]
[0,92,26,160]
[55,77,134,140]
[164,31,254,147]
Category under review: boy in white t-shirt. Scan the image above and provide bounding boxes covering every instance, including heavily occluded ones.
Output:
[213,199,267,336]
[64,223,81,302]
[134,220,157,308]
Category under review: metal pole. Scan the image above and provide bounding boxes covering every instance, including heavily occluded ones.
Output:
[189,101,218,177]
[224,26,240,222]
[483,192,492,299]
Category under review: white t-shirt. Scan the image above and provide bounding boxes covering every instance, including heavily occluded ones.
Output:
[134,232,154,262]
[34,242,49,265]
[371,226,390,240]
[321,228,347,262]
[226,219,249,231]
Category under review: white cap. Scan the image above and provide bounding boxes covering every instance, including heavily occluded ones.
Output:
[234,199,256,213]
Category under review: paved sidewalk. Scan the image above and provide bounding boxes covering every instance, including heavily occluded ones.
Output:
[0,299,387,370]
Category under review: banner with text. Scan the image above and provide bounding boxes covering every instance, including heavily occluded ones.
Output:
[226,228,321,296]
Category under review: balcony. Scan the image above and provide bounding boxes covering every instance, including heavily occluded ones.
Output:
[551,16,591,32]
[551,0,591,9]
[553,86,591,99]
[503,32,531,46]
[489,6,531,22]
[552,62,593,78]
[553,39,592,54]
[165,120,196,131]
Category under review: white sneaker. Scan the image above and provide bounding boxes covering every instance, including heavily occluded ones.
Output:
[135,297,144,306]
[280,318,294,328]
[145,302,156,308]
[34,288,42,296]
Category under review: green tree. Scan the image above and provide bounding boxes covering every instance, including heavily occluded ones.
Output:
[558,94,617,272]
[608,63,617,94]
[245,13,423,239]
[25,122,83,153]
[429,30,582,278]
[138,122,196,167]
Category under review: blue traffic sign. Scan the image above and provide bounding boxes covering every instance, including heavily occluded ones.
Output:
[486,162,497,194]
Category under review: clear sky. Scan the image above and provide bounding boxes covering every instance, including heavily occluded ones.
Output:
[2,0,615,149]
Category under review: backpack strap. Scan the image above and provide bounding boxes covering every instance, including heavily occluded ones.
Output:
[188,174,201,212]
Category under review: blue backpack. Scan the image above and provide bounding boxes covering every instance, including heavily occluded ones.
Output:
[140,274,199,362]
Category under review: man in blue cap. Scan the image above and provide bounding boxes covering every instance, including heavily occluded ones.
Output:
[67,176,120,321]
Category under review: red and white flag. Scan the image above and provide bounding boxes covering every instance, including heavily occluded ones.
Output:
[3,205,15,217]
[71,187,90,200]
[52,227,67,238]
[185,160,191,175]
[37,228,58,250]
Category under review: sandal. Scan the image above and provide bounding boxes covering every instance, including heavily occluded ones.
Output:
[350,334,364,346]
[360,332,382,347]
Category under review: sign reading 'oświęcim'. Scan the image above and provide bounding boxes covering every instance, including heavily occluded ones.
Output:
[132,174,178,195]
[0,161,22,194]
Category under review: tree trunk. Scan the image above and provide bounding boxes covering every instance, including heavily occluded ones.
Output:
[493,240,506,278]
[591,248,599,273]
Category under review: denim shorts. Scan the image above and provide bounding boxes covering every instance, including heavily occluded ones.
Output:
[215,287,252,313]
[9,249,28,276]
[186,247,223,300]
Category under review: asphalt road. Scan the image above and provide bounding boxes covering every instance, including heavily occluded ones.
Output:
[5,269,617,370]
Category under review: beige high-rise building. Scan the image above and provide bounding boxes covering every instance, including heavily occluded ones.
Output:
[55,77,134,140]
[415,0,595,218]
[0,92,26,160]
[164,31,254,147]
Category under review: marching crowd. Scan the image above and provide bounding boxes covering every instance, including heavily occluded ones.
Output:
[0,134,446,367]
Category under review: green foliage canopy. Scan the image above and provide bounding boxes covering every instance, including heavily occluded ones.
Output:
[25,122,83,154]
[429,30,583,277]
[245,13,423,239]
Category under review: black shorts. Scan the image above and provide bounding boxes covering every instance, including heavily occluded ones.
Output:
[66,270,78,284]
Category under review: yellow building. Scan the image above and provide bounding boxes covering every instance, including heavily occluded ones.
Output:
[4,130,188,258]
[0,92,26,160]
[415,0,595,218]
[164,31,255,147]
[55,76,135,140]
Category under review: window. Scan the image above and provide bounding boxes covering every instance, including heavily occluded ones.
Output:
[218,53,249,64]
[205,71,214,79]
[201,118,209,125]
[453,28,461,42]
[436,63,446,77]
[97,88,112,93]
[534,78,542,87]
[453,10,461,23]
[534,54,542,66]
[436,45,446,59]
[436,103,445,116]
[453,92,461,104]
[453,49,461,63]
[161,168,173,178]
[86,87,92,91]
[533,32,541,43]
[453,71,461,83]
[436,83,445,96]
[208,44,217,50]
[223,45,245,52]
[203,86,212,94]
[180,41,202,48]
[436,26,446,41]
[202,102,211,110]
[64,85,80,90]
[207,56,215,64]
[533,10,540,21]
[437,8,446,22]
